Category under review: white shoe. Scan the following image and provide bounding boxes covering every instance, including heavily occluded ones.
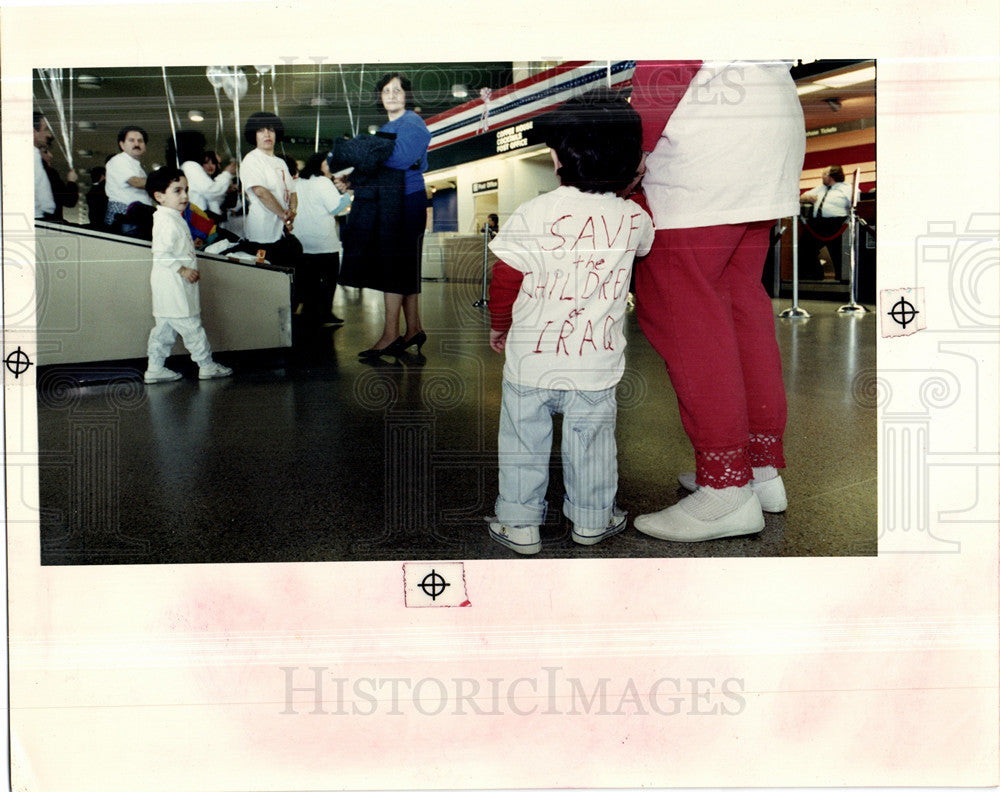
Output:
[677,471,787,513]
[634,487,764,543]
[572,506,627,546]
[198,361,233,380]
[488,520,541,555]
[144,367,182,383]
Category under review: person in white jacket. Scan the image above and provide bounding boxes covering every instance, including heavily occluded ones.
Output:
[143,167,232,383]
[169,130,236,222]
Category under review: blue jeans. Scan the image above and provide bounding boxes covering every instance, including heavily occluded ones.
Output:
[496,380,619,530]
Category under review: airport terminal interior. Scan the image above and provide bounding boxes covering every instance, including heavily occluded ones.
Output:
[30,59,877,564]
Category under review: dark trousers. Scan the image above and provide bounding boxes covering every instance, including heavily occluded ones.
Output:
[297,252,341,321]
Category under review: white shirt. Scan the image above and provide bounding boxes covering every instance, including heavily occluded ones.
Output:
[293,176,352,254]
[642,61,806,229]
[804,180,853,218]
[105,151,152,207]
[181,160,233,215]
[34,146,55,218]
[240,147,295,243]
[490,186,654,391]
[150,205,200,318]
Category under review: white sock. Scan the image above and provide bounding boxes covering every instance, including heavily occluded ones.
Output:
[752,466,778,482]
[680,485,753,520]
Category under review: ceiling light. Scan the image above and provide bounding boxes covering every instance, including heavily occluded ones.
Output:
[796,82,827,96]
[187,110,205,122]
[76,73,102,89]
[77,120,96,131]
[820,65,876,88]
[451,84,468,99]
[367,124,379,135]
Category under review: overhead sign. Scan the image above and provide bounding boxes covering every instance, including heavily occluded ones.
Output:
[472,179,498,194]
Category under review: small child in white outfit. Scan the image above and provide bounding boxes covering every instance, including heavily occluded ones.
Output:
[143,166,232,383]
[486,88,654,554]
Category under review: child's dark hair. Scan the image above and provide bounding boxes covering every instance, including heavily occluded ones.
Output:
[244,111,285,147]
[300,152,328,180]
[540,87,643,194]
[166,129,207,166]
[146,166,185,200]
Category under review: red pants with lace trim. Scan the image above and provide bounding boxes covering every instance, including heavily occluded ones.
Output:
[635,220,787,488]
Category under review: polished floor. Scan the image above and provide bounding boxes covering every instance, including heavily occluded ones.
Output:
[36,285,877,565]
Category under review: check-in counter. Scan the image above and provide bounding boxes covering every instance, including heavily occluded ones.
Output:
[31,222,293,366]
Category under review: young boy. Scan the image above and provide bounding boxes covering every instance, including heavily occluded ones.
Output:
[487,88,655,554]
[143,167,232,383]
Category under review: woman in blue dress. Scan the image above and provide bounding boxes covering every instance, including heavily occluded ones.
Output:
[339,73,431,358]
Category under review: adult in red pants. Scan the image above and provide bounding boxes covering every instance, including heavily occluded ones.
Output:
[629,61,806,542]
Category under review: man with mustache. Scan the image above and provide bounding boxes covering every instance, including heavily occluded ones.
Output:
[104,125,154,233]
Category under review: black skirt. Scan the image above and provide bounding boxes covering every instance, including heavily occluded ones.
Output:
[339,166,425,295]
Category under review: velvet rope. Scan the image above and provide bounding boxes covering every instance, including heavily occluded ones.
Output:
[798,215,848,242]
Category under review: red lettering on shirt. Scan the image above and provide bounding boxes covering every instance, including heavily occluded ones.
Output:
[547,270,563,299]
[571,216,596,250]
[603,315,616,350]
[581,270,601,300]
[579,320,598,355]
[556,319,574,356]
[534,321,554,353]
[542,215,571,251]
[612,268,629,300]
[602,214,624,247]
[599,270,615,300]
[533,271,550,299]
[559,269,576,301]
[625,213,643,251]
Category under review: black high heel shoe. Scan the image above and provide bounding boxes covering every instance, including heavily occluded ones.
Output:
[358,336,406,359]
[398,330,427,353]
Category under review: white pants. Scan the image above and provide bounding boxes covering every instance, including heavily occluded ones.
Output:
[147,316,212,368]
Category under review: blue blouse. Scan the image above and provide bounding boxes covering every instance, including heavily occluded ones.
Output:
[380,110,431,195]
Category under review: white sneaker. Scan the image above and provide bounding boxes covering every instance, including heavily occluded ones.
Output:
[198,361,233,380]
[677,471,787,513]
[488,520,541,555]
[634,487,764,543]
[572,506,628,546]
[144,367,182,383]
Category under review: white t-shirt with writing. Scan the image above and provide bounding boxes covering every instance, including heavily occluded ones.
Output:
[240,147,295,243]
[490,185,654,391]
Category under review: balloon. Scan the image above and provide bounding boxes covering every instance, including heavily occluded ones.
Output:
[222,67,248,101]
[254,65,271,76]
[206,65,228,89]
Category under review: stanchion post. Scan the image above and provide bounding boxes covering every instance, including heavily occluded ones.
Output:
[473,224,490,308]
[838,167,868,315]
[779,216,810,319]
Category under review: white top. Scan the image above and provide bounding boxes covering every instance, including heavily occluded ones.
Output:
[105,151,153,207]
[803,180,853,218]
[293,176,352,254]
[181,160,232,215]
[642,61,806,229]
[150,205,200,318]
[490,186,654,391]
[240,147,295,243]
[34,146,55,218]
